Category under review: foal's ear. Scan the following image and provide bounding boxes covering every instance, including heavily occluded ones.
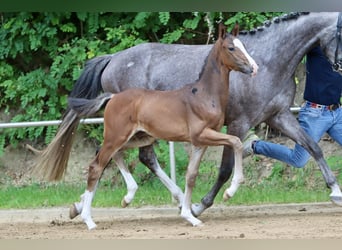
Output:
[218,22,227,39]
[230,22,240,36]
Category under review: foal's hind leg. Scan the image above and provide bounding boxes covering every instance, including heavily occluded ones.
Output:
[113,152,138,208]
[77,140,125,229]
[75,156,106,230]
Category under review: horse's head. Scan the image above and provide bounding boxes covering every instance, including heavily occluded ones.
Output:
[320,12,342,74]
[216,23,258,76]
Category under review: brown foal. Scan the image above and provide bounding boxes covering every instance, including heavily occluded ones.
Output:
[68,23,258,229]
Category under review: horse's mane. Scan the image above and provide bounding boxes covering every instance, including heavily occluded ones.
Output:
[238,12,310,36]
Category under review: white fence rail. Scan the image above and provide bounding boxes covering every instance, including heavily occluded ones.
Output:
[0,117,104,129]
[0,107,301,129]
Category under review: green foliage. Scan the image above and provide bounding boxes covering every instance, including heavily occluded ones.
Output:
[224,12,284,30]
[159,12,170,25]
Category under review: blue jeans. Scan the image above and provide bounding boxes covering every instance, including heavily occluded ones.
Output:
[254,105,342,168]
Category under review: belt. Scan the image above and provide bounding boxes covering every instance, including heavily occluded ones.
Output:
[304,101,341,111]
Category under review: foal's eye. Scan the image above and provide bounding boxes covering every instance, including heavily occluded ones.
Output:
[228,47,235,51]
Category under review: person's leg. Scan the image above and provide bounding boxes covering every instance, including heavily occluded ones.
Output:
[254,107,331,168]
[327,108,342,146]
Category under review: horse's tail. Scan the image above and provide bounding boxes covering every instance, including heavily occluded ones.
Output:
[68,93,114,117]
[69,55,112,99]
[32,55,112,181]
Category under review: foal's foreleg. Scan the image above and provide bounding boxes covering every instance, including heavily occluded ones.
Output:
[196,128,244,200]
[181,145,206,226]
[223,144,243,200]
[191,147,234,217]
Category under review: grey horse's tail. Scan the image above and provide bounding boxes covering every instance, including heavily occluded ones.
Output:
[32,55,112,181]
[68,93,114,117]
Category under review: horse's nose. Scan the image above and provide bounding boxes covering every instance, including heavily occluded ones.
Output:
[250,62,258,76]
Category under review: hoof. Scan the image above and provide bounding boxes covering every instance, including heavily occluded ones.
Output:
[223,191,231,202]
[88,224,97,230]
[191,203,203,218]
[69,204,79,219]
[85,220,97,230]
[193,220,204,227]
[194,222,204,227]
[330,195,342,206]
[121,199,129,208]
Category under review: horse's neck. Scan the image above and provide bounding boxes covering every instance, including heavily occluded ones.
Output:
[243,13,336,81]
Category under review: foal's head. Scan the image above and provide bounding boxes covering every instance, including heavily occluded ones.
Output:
[216,23,258,76]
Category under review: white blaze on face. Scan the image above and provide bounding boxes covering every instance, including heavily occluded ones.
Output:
[233,38,258,76]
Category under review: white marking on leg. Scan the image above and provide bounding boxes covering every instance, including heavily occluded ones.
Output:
[330,183,342,206]
[181,184,203,227]
[74,193,86,213]
[114,153,138,207]
[180,146,206,226]
[80,189,97,230]
[224,139,244,200]
[330,183,342,198]
[69,193,85,219]
[74,201,83,213]
[72,193,85,216]
[153,160,184,206]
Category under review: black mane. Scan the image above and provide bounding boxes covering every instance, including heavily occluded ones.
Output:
[239,12,310,36]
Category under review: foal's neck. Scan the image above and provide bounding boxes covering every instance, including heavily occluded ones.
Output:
[197,45,230,103]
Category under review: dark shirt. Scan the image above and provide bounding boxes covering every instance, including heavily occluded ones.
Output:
[304,46,342,105]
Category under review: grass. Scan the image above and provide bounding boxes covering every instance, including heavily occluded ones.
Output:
[0,152,341,209]
[0,177,331,209]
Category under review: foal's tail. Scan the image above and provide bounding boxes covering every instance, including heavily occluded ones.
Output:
[68,93,114,117]
[32,55,112,181]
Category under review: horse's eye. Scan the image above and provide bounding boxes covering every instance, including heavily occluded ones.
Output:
[228,47,235,51]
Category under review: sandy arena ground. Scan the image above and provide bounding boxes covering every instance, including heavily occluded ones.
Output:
[1,202,342,239]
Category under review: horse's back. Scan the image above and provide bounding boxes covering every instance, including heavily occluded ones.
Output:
[101,43,212,92]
